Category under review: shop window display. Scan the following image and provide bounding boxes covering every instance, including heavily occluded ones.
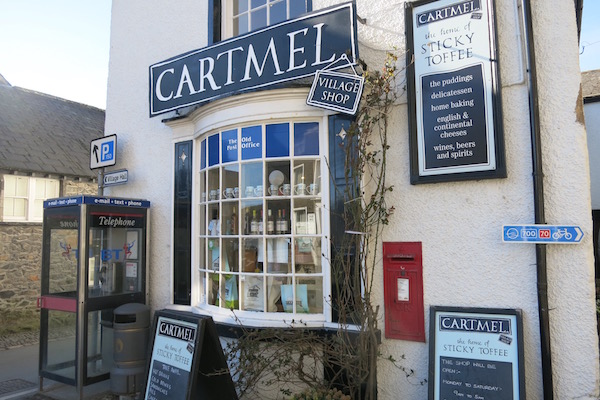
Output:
[198,121,325,317]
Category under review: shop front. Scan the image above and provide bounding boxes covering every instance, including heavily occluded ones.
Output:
[103,1,600,399]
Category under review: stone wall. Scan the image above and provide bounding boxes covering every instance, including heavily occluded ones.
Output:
[0,179,96,314]
[0,222,43,312]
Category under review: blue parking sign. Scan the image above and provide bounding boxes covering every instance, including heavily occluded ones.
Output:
[90,134,117,169]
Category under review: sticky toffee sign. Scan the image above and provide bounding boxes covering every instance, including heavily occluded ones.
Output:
[406,0,506,183]
[144,310,238,400]
[149,2,359,117]
[429,307,525,400]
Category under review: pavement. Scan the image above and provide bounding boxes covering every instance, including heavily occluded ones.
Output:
[0,333,121,400]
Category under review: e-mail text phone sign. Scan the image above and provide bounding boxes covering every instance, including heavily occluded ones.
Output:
[406,0,505,183]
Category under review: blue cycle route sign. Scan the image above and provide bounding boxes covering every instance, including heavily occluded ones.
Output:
[503,225,583,244]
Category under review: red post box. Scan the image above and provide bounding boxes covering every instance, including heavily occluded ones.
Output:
[382,242,425,342]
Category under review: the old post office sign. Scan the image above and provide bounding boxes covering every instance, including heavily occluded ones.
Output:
[406,0,506,184]
[306,55,365,115]
[149,2,359,117]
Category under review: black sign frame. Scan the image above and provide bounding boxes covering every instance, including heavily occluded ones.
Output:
[143,310,238,400]
[428,306,526,400]
[406,0,506,184]
[149,2,359,117]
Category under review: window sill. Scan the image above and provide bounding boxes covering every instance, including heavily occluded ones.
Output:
[165,304,374,341]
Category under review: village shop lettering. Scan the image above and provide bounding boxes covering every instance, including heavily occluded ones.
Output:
[149,3,358,116]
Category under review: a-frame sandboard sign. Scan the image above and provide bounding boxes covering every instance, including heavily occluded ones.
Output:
[143,310,238,400]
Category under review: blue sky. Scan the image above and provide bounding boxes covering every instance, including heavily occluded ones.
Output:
[0,1,598,109]
[0,1,111,109]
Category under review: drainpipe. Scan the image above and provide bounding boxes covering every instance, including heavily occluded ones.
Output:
[521,1,554,398]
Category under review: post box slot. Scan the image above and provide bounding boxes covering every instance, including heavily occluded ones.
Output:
[386,253,415,261]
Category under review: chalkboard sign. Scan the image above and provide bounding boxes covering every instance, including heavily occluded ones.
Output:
[144,310,238,400]
[406,0,506,183]
[428,307,525,400]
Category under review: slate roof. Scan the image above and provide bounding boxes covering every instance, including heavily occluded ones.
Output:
[0,79,104,178]
[582,69,600,99]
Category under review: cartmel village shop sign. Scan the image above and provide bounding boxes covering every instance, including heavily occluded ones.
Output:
[149,2,359,117]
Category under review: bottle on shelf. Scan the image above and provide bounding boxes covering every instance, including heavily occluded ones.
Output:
[231,206,238,235]
[244,209,250,235]
[251,209,259,235]
[281,209,288,234]
[267,209,275,234]
[276,209,282,234]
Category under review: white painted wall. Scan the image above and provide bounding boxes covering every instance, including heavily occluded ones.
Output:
[105,0,599,398]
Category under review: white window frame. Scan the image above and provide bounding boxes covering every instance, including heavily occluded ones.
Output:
[222,0,311,39]
[168,89,334,328]
[2,175,60,222]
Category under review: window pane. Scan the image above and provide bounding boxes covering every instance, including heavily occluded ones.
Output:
[294,122,319,155]
[267,238,291,272]
[241,162,263,199]
[298,277,323,313]
[15,176,28,197]
[234,15,248,36]
[251,0,267,8]
[267,276,290,312]
[222,238,239,272]
[251,7,267,31]
[293,198,321,235]
[234,0,248,14]
[242,237,263,272]
[33,199,44,219]
[208,272,219,305]
[269,0,286,25]
[4,176,16,196]
[289,0,308,18]
[266,161,290,197]
[13,198,26,217]
[201,139,207,170]
[35,180,47,198]
[208,134,220,166]
[266,123,289,158]
[222,275,239,309]
[49,180,60,198]
[241,126,262,160]
[242,275,264,311]
[222,129,238,163]
[294,237,321,273]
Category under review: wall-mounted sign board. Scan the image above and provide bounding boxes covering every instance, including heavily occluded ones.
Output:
[428,306,525,400]
[90,134,117,170]
[149,2,359,117]
[144,310,238,400]
[406,0,506,184]
[306,61,364,115]
[503,224,583,244]
[103,169,128,187]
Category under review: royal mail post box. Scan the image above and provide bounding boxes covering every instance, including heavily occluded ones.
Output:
[383,242,425,342]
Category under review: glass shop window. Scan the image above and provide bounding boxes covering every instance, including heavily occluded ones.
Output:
[224,0,311,38]
[197,121,325,318]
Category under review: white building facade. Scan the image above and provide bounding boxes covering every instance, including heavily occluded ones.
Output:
[104,1,599,399]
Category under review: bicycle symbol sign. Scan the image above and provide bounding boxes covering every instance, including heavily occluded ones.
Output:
[503,225,583,244]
